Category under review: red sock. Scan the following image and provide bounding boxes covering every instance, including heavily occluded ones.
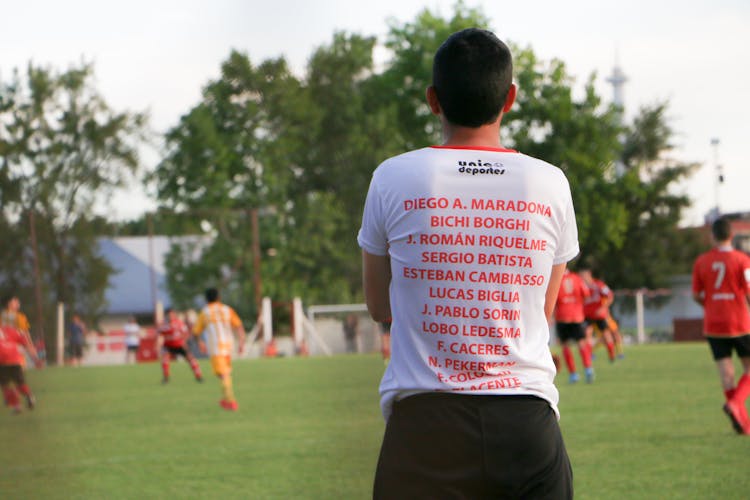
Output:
[732,374,750,404]
[579,344,592,369]
[17,384,31,397]
[2,386,14,405]
[604,341,615,361]
[3,387,20,407]
[162,356,171,379]
[189,358,202,378]
[562,345,576,373]
[725,388,736,401]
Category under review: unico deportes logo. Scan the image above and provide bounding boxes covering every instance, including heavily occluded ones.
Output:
[457,159,505,176]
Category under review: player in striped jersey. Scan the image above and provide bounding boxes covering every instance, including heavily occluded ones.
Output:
[192,288,246,411]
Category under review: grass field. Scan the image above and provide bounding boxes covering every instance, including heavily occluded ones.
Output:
[1,343,749,499]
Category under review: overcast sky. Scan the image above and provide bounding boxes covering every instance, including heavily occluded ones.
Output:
[2,0,748,226]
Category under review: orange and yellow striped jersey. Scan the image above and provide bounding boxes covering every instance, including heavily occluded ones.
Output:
[193,303,242,357]
[1,309,30,333]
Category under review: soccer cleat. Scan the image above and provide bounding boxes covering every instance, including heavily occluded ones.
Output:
[617,353,625,360]
[11,405,21,415]
[219,399,238,411]
[195,376,203,383]
[569,373,580,384]
[25,394,35,410]
[161,377,169,384]
[722,401,748,434]
[585,367,595,384]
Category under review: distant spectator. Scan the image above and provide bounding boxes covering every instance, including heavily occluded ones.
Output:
[68,314,87,367]
[123,316,142,364]
[342,314,359,354]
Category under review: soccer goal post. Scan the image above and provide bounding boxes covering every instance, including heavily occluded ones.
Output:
[304,303,382,356]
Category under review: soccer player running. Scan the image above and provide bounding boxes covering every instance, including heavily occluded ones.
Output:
[692,217,750,435]
[158,309,203,384]
[192,288,245,411]
[359,29,577,498]
[580,267,618,363]
[555,269,595,383]
[0,325,42,414]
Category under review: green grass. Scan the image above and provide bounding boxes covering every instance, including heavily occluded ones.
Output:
[1,343,748,499]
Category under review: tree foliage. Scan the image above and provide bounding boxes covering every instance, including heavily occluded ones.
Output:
[0,62,146,355]
[149,3,700,318]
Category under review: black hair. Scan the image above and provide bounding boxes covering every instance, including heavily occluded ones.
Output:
[205,288,219,303]
[432,28,513,127]
[712,217,731,242]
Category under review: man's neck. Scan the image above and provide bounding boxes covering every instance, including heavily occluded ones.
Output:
[441,119,504,149]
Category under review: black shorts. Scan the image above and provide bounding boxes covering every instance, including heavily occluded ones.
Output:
[373,392,573,500]
[164,346,189,359]
[126,345,139,352]
[70,344,84,358]
[0,365,25,386]
[586,319,608,332]
[556,322,585,343]
[707,335,750,361]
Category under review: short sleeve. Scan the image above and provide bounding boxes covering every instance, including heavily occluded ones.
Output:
[192,313,206,335]
[553,183,580,265]
[692,258,704,295]
[357,174,389,256]
[229,308,242,328]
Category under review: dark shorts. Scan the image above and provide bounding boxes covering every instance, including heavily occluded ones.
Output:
[585,318,608,332]
[164,345,190,359]
[373,392,573,500]
[126,345,139,352]
[557,322,586,343]
[707,335,750,361]
[70,343,84,358]
[0,365,25,386]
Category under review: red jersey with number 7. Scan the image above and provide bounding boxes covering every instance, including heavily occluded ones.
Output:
[692,247,750,336]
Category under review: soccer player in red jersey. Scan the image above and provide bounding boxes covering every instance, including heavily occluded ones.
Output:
[0,325,42,414]
[692,217,750,435]
[554,269,595,383]
[580,268,617,363]
[157,309,203,384]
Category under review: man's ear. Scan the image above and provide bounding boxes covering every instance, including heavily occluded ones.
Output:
[502,83,517,113]
[426,86,441,115]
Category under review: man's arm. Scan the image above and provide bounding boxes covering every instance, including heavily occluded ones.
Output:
[362,250,391,322]
[230,310,246,354]
[192,313,207,353]
[21,336,42,368]
[545,263,567,321]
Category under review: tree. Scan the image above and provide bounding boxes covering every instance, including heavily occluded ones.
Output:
[0,62,146,357]
[598,103,702,288]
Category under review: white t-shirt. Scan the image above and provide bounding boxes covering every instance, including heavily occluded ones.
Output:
[123,322,141,347]
[357,146,579,420]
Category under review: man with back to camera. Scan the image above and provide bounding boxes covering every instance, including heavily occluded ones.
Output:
[692,217,750,435]
[359,28,578,498]
[192,288,246,411]
[555,267,594,384]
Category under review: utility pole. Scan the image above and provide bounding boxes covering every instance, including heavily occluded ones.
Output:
[250,208,262,311]
[28,210,46,345]
[711,138,723,216]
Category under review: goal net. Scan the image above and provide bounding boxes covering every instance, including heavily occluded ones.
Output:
[304,303,382,356]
